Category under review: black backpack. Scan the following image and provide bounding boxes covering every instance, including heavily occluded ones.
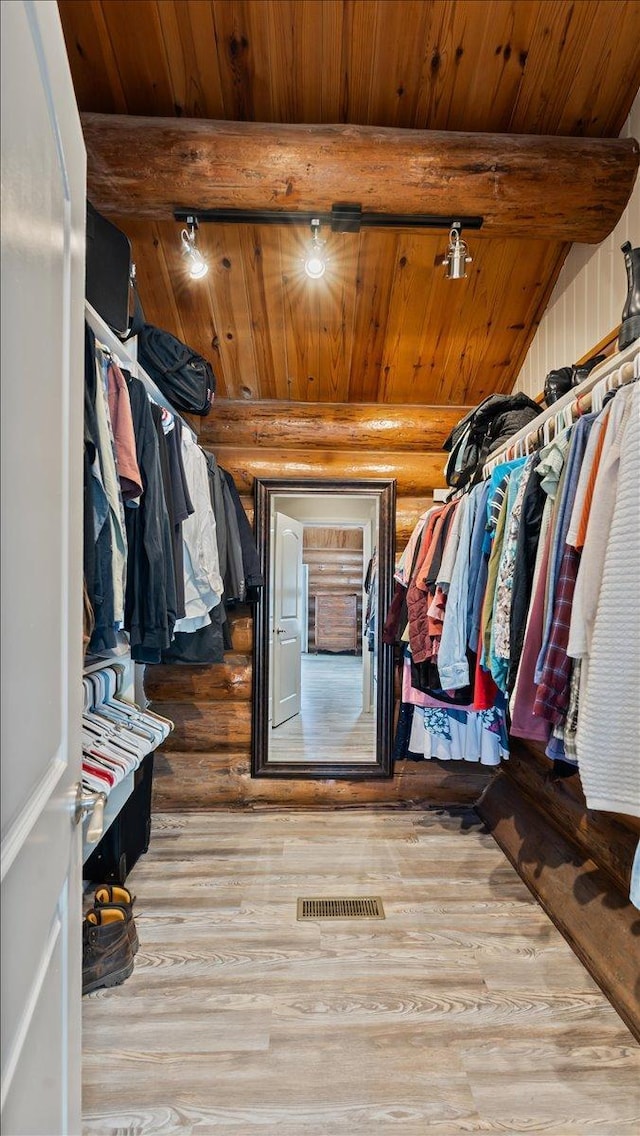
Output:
[443,393,541,489]
[137,323,216,416]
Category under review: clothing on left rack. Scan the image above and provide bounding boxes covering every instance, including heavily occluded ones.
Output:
[123,374,177,663]
[83,320,264,666]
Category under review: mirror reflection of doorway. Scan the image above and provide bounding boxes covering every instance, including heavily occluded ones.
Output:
[252,478,395,780]
[269,521,376,763]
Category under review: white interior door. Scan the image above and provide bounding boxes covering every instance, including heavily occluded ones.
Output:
[272,512,303,727]
[1,3,85,1133]
[362,518,375,713]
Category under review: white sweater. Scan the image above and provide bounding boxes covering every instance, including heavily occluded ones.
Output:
[576,382,640,818]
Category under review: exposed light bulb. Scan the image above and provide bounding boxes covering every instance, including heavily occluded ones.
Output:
[180,220,208,280]
[187,250,208,279]
[303,218,327,279]
[304,253,326,279]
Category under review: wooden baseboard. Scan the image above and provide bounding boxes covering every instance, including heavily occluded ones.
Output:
[477,771,640,1042]
[506,741,638,894]
[152,749,493,811]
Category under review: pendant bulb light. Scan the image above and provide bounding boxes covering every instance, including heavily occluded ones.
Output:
[180,216,208,280]
[442,225,473,280]
[303,218,327,279]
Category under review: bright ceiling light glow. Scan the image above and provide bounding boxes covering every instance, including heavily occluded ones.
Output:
[180,219,209,280]
[187,252,208,279]
[304,253,327,279]
[303,217,327,279]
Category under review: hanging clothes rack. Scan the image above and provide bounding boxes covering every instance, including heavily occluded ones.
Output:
[482,340,640,478]
[84,301,198,441]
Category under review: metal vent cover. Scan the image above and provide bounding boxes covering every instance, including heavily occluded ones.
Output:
[297,896,385,920]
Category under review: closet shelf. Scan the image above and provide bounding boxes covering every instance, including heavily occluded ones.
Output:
[82,769,135,864]
[83,656,126,677]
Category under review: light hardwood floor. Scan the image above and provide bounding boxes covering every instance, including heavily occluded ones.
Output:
[82,810,640,1136]
[269,654,376,763]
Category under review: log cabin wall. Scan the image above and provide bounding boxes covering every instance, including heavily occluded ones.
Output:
[146,399,496,810]
[303,528,364,653]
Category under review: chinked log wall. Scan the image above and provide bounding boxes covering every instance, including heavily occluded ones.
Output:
[146,399,497,809]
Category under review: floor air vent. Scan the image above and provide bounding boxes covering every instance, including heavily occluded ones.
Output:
[297,897,385,920]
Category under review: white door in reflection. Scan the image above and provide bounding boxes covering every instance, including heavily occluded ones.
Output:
[272,511,303,727]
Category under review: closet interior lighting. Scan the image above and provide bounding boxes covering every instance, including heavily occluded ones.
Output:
[303,218,327,279]
[174,205,484,234]
[441,224,473,279]
[180,215,208,279]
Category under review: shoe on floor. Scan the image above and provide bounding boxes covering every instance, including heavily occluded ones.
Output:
[82,908,134,995]
[94,883,135,908]
[93,885,139,954]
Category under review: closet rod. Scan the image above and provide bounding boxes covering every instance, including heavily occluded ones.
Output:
[84,301,197,441]
[482,339,640,475]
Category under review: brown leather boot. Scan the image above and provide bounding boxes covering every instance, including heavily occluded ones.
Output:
[82,908,134,995]
[93,884,139,954]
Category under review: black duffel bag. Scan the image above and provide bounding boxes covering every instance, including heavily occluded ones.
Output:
[137,322,216,416]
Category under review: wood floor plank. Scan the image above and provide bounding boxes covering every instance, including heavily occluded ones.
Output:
[83,810,639,1136]
[269,654,376,763]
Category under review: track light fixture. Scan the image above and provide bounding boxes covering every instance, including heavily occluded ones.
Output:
[441,224,473,279]
[303,218,327,279]
[180,216,208,280]
[175,205,484,234]
[173,207,483,283]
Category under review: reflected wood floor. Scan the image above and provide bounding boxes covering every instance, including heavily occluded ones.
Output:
[83,811,640,1136]
[269,654,376,763]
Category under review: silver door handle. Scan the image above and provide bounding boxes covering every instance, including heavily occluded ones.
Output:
[275,627,286,634]
[75,785,107,844]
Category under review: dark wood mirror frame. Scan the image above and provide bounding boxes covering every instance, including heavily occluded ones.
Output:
[252,478,396,780]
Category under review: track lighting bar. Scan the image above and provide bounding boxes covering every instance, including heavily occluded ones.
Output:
[174,205,484,234]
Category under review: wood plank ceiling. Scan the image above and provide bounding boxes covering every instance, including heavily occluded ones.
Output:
[59,1,640,405]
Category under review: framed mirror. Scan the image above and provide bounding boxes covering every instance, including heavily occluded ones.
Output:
[252,478,396,779]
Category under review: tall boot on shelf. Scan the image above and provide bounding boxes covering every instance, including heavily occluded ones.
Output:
[618,242,640,350]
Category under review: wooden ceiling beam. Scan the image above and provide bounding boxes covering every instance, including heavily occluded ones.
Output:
[82,113,639,243]
[196,400,470,452]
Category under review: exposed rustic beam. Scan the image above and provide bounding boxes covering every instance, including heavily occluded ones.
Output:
[82,113,639,243]
[197,400,469,452]
[212,445,446,495]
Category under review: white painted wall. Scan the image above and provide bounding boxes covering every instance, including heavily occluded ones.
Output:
[514,92,640,399]
[275,495,374,525]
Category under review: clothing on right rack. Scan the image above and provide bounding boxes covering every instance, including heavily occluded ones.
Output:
[569,381,640,815]
[386,486,510,767]
[387,369,639,815]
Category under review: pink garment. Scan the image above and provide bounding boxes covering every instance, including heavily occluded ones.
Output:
[107,360,143,501]
[510,525,553,744]
[406,510,441,663]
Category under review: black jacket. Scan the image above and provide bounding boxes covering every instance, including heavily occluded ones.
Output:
[124,375,177,663]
